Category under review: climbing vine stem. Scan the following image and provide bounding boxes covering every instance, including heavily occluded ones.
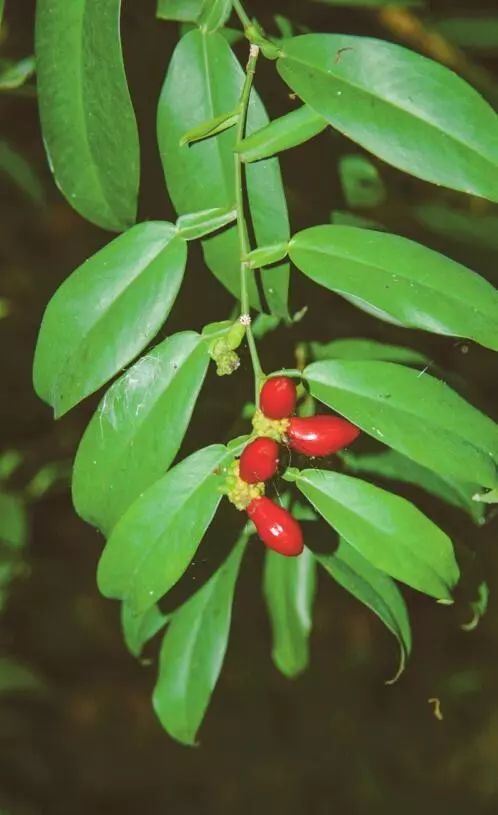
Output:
[234,42,264,400]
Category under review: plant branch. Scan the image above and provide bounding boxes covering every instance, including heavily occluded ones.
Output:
[233,0,252,31]
[234,43,264,397]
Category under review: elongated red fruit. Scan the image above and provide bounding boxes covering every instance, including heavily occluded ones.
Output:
[247,497,304,557]
[239,437,279,484]
[260,376,297,419]
[287,415,360,457]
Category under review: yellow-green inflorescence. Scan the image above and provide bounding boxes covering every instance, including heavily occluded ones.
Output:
[252,409,289,442]
[223,460,264,511]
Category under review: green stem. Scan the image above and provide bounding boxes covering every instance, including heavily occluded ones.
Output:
[233,0,252,30]
[234,43,264,398]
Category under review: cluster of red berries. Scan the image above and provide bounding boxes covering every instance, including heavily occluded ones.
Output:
[234,376,360,558]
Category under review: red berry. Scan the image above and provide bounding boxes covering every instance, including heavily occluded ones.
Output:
[260,376,297,419]
[247,497,304,557]
[287,415,360,457]
[239,437,279,484]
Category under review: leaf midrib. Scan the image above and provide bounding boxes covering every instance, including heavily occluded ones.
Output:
[301,478,452,593]
[54,232,182,409]
[279,49,498,176]
[291,237,498,321]
[124,450,226,606]
[307,367,498,463]
[77,0,121,221]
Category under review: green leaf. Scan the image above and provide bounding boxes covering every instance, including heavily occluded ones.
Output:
[33,222,186,417]
[153,536,246,745]
[0,141,44,205]
[176,206,237,239]
[0,56,35,90]
[309,337,429,366]
[462,581,489,631]
[0,658,45,696]
[198,0,233,32]
[289,225,498,350]
[157,29,290,317]
[97,444,240,613]
[338,154,386,209]
[313,0,423,5]
[0,451,23,483]
[251,313,281,340]
[0,493,27,549]
[179,109,239,146]
[245,242,289,269]
[121,601,169,658]
[236,105,328,163]
[72,332,209,535]
[277,34,498,202]
[35,0,140,231]
[340,449,485,524]
[263,546,316,678]
[413,203,498,253]
[305,359,498,488]
[472,487,498,505]
[331,210,384,230]
[157,0,203,21]
[297,469,459,599]
[432,17,498,52]
[317,541,411,681]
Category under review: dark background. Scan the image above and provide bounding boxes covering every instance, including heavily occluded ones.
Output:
[1,1,498,813]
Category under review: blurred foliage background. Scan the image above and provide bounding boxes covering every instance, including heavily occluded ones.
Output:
[1,0,498,812]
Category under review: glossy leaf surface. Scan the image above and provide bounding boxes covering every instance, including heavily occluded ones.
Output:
[73,332,209,534]
[338,154,386,209]
[263,546,316,677]
[237,105,327,163]
[97,445,237,613]
[198,0,233,32]
[309,337,429,366]
[35,0,139,230]
[278,34,498,202]
[34,223,186,417]
[305,360,498,487]
[153,538,245,745]
[290,226,498,350]
[317,541,411,680]
[121,602,169,658]
[157,0,203,21]
[296,469,459,599]
[341,449,485,524]
[157,29,290,316]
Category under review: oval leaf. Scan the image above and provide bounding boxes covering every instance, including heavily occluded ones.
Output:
[263,546,316,678]
[157,29,290,317]
[97,444,237,613]
[176,206,237,239]
[121,601,169,659]
[198,0,233,32]
[340,449,485,524]
[297,469,459,599]
[236,105,328,163]
[277,34,498,202]
[338,154,386,209]
[309,337,429,366]
[72,332,209,534]
[33,222,186,417]
[305,360,498,487]
[157,0,203,21]
[316,541,411,681]
[35,0,139,230]
[153,538,245,746]
[290,225,498,350]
